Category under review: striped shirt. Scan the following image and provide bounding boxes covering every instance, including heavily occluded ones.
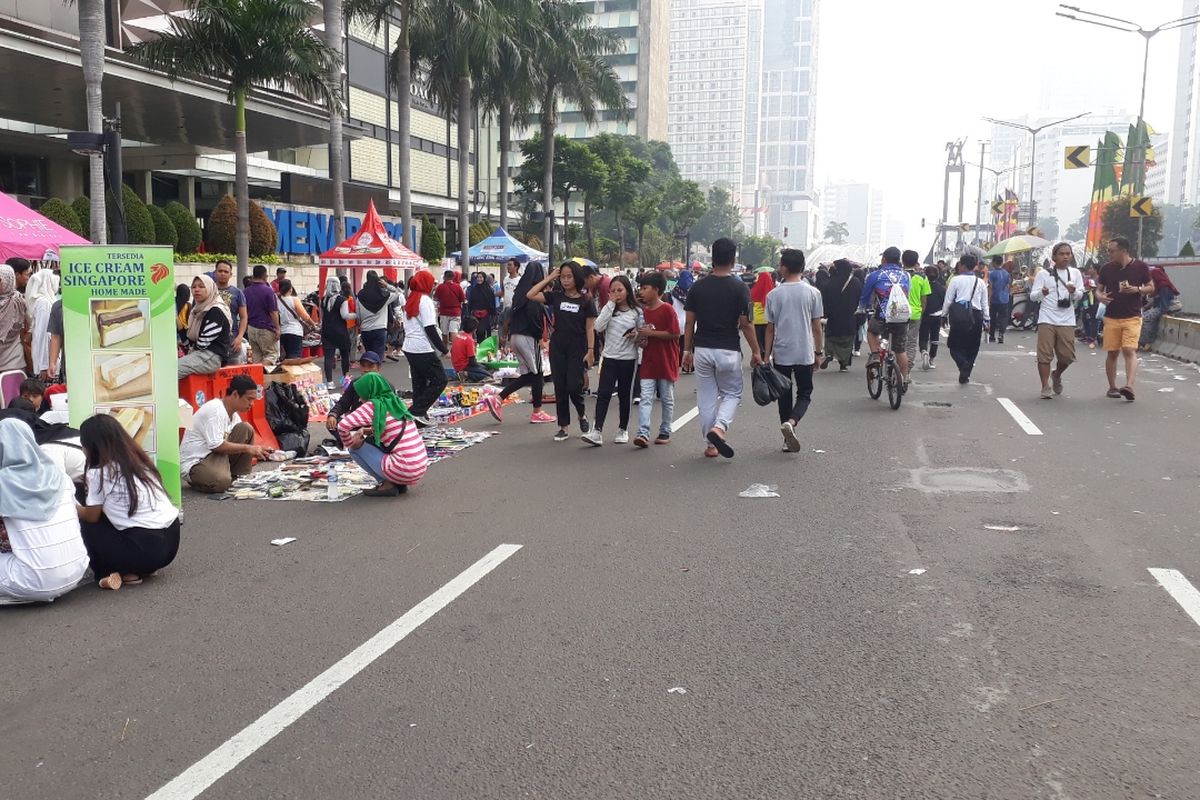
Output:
[195,307,231,360]
[338,401,429,485]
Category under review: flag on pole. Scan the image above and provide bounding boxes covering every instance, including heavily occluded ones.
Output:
[1119,120,1155,196]
[1086,130,1122,255]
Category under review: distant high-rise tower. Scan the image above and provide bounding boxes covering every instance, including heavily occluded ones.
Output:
[668,0,764,206]
[554,0,670,141]
[1170,0,1200,205]
[759,0,819,241]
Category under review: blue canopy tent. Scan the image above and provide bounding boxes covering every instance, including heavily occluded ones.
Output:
[451,227,548,265]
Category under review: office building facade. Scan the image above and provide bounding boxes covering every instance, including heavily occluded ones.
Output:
[0,1,477,255]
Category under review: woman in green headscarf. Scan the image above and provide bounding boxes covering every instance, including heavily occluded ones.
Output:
[336,372,429,497]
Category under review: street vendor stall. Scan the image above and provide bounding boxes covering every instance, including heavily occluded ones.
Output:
[0,191,88,261]
[317,199,427,291]
[449,227,548,265]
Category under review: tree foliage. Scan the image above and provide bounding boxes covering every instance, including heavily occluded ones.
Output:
[164,201,203,253]
[662,178,707,236]
[39,198,84,237]
[1100,195,1163,256]
[823,221,849,245]
[692,186,742,244]
[740,234,783,267]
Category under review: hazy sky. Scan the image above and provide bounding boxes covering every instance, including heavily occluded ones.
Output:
[814,0,1189,247]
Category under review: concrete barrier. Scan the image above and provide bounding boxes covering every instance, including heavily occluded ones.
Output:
[1152,315,1200,363]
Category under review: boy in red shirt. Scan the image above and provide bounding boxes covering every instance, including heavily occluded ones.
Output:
[450,317,492,382]
[434,270,467,348]
[634,272,680,447]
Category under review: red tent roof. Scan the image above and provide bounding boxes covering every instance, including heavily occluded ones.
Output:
[318,200,425,269]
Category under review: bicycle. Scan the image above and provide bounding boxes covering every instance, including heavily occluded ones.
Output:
[865,334,903,410]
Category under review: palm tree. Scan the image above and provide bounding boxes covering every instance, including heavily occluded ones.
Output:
[408,0,503,274]
[324,0,346,244]
[348,0,437,251]
[531,0,628,249]
[476,0,541,233]
[67,0,107,243]
[131,0,337,279]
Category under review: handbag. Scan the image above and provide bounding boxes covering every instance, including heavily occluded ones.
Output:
[947,277,979,330]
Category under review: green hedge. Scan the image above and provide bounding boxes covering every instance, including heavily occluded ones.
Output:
[110,185,155,245]
[249,200,277,257]
[177,252,281,265]
[206,195,237,254]
[164,201,202,253]
[147,204,178,248]
[39,198,83,237]
[420,215,445,262]
[71,195,92,240]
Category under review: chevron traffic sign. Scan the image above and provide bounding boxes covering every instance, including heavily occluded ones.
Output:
[1064,145,1090,169]
[1130,196,1153,217]
[990,200,1004,216]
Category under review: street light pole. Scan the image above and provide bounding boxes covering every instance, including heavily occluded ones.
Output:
[1057,5,1200,256]
[974,141,988,243]
[983,112,1090,233]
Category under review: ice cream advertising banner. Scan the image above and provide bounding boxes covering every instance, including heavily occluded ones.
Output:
[60,245,181,506]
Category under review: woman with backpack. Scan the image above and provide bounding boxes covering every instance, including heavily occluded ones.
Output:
[919,265,946,370]
[487,261,556,424]
[941,256,990,384]
[321,276,357,385]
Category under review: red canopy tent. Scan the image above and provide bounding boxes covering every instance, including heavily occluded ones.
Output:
[317,199,427,292]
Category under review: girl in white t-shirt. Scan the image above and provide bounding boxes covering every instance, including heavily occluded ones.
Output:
[77,414,181,591]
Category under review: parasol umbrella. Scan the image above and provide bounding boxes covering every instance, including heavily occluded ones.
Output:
[754,265,774,274]
[984,235,1050,258]
[566,256,597,268]
[655,260,684,271]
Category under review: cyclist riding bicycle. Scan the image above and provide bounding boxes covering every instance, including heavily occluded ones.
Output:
[857,246,912,385]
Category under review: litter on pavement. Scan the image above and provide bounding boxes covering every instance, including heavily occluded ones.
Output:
[984,525,1021,531]
[270,537,297,546]
[908,569,927,575]
[739,484,780,498]
[667,687,688,694]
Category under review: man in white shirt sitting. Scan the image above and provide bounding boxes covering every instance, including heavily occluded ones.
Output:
[1030,242,1084,399]
[179,375,271,493]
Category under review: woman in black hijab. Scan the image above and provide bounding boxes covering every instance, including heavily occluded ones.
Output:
[486,262,556,424]
[821,259,862,371]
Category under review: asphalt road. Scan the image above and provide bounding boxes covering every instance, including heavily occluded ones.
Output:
[4,330,1200,800]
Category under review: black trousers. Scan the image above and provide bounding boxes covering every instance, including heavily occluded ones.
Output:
[593,357,636,431]
[774,363,815,424]
[755,324,768,354]
[989,302,1010,339]
[322,334,352,383]
[81,516,180,577]
[947,318,983,377]
[918,315,941,360]
[404,350,447,416]
[549,338,587,427]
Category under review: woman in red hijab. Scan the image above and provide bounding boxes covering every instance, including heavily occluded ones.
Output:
[750,270,776,353]
[400,270,448,426]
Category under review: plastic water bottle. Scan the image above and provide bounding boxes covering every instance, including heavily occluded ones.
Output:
[326,469,339,501]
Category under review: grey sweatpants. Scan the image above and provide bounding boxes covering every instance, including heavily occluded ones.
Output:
[694,347,743,445]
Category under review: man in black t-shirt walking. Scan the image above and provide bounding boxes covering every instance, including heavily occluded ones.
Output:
[683,237,764,458]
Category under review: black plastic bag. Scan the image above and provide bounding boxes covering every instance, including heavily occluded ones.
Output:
[751,364,791,406]
[265,382,311,455]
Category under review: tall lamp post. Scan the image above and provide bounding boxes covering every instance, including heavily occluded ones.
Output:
[983,112,1090,233]
[1057,5,1200,256]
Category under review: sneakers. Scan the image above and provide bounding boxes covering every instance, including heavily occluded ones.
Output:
[780,421,801,453]
[553,429,569,442]
[654,434,671,445]
[633,434,650,448]
[614,429,629,444]
[530,410,557,423]
[579,417,591,433]
[581,429,603,447]
[920,351,930,371]
[484,396,503,422]
[927,359,937,370]
[1052,373,1063,395]
[1040,386,1053,399]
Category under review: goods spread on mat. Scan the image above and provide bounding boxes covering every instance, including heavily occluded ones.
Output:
[222,427,498,502]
